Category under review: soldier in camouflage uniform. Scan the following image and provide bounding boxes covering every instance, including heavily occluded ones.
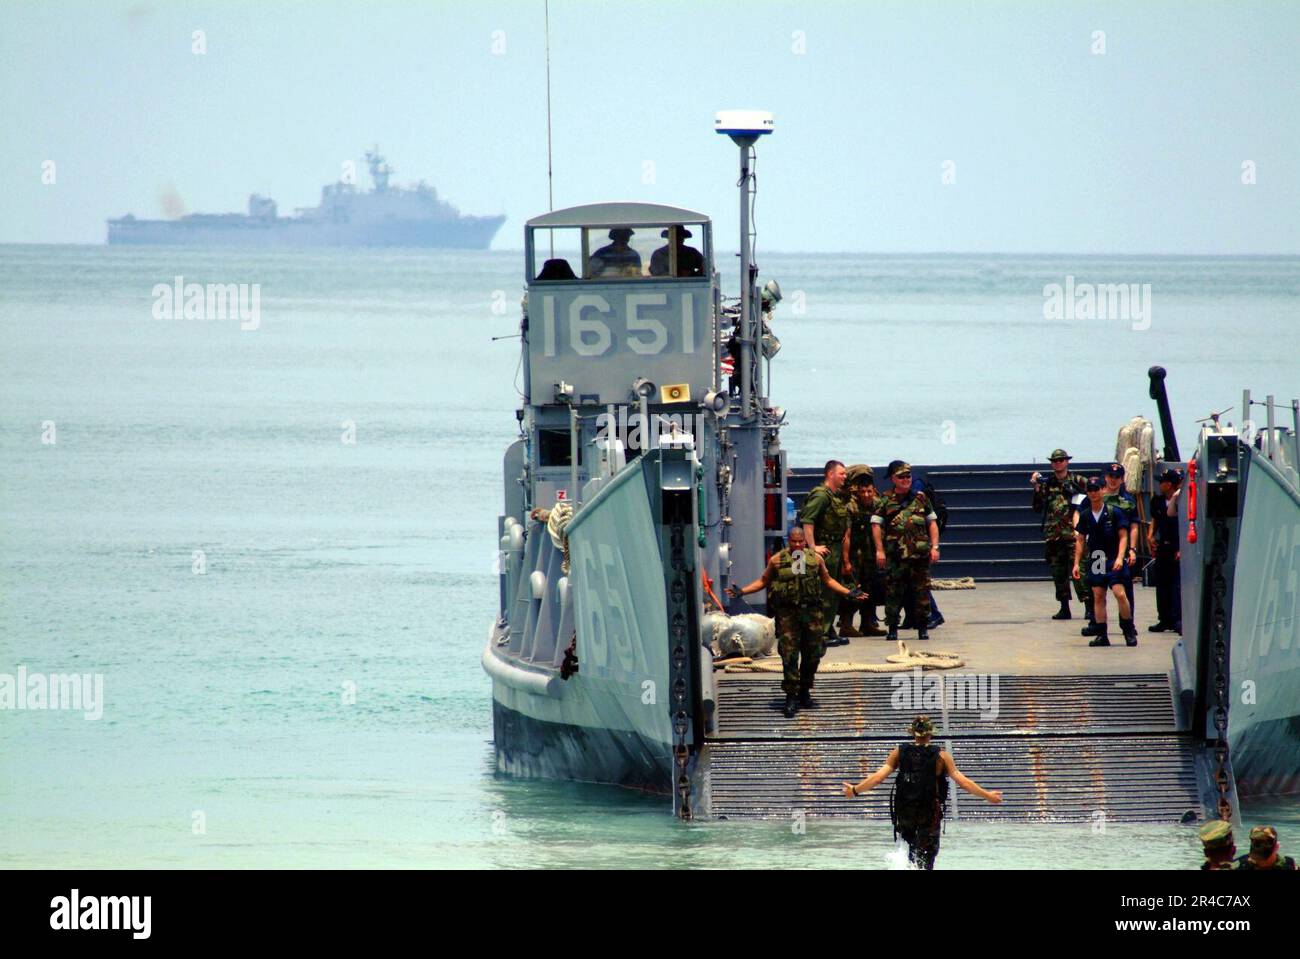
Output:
[1030,448,1091,621]
[728,526,863,717]
[799,460,852,647]
[872,461,941,642]
[843,464,887,637]
[1198,820,1238,870]
[1235,826,1298,870]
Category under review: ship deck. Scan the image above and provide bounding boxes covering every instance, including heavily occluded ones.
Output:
[701,581,1209,823]
[810,580,1179,676]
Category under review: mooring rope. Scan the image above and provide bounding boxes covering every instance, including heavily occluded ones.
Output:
[724,641,964,674]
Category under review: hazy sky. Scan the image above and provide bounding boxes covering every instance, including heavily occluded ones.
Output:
[3,0,1298,252]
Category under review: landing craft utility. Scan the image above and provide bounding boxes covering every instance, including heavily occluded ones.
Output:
[483,112,1300,830]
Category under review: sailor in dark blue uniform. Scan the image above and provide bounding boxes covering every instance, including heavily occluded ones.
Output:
[1073,476,1138,647]
[1148,468,1183,633]
[1082,462,1139,637]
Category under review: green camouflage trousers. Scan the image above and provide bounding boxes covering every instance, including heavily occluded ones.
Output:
[820,551,844,632]
[1045,538,1089,603]
[884,554,931,627]
[775,606,825,696]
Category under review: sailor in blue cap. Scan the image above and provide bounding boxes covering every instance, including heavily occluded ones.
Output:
[1073,476,1138,646]
[1148,468,1184,633]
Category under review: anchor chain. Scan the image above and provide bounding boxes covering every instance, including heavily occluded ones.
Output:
[1208,517,1234,822]
[667,514,694,820]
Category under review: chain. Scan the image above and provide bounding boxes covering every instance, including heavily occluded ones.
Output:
[668,515,693,820]
[1208,517,1234,822]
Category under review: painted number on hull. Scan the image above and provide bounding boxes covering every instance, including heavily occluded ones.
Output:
[540,293,695,358]
[575,540,639,675]
[1254,522,1299,656]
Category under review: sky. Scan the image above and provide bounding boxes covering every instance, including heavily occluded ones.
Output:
[2,0,1298,252]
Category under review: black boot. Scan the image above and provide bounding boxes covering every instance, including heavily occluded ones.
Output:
[1121,618,1138,647]
[916,625,930,641]
[1148,621,1170,633]
[799,690,816,709]
[1088,628,1111,647]
[783,694,799,718]
[1081,621,1102,636]
[1052,600,1072,620]
[886,624,899,642]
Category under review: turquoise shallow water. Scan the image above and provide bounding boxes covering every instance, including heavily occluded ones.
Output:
[1,245,1297,868]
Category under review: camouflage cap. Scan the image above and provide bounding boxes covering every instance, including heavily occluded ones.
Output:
[910,714,935,736]
[846,464,875,487]
[1198,819,1234,849]
[1249,825,1279,854]
[889,460,912,477]
[1049,449,1071,461]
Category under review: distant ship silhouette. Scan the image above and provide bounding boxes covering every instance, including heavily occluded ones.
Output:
[107,148,504,248]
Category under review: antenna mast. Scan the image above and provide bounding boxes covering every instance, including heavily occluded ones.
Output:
[715,110,774,420]
[544,0,555,255]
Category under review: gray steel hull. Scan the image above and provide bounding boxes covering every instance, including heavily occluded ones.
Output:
[1227,450,1300,795]
[486,451,702,796]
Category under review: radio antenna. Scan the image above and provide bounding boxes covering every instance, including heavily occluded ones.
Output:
[544,0,555,257]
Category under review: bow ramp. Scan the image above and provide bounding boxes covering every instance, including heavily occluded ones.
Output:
[696,582,1220,823]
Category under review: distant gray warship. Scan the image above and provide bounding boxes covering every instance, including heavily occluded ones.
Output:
[484,111,1299,823]
[107,148,504,248]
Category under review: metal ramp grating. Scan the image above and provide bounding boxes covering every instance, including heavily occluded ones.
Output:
[702,734,1202,822]
[702,672,1203,822]
[712,673,1177,739]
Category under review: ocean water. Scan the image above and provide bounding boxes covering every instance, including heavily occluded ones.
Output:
[1,245,1297,869]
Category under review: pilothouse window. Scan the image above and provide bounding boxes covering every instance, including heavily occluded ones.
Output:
[537,428,579,467]
[528,222,708,281]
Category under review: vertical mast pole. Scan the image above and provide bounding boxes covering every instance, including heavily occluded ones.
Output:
[738,143,755,419]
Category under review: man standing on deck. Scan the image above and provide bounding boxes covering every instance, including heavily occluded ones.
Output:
[1031,449,1091,621]
[843,465,887,637]
[872,461,941,642]
[1073,477,1138,647]
[1148,468,1184,634]
[800,460,852,647]
[1082,462,1139,638]
[841,714,1002,870]
[727,526,865,717]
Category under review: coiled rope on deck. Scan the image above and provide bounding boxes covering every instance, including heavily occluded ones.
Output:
[724,640,964,674]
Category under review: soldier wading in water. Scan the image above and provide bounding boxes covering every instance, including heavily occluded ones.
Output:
[728,526,865,718]
[842,715,1003,870]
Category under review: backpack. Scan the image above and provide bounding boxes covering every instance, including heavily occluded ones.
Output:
[890,743,947,836]
[913,476,948,533]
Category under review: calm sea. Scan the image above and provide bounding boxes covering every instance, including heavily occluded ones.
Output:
[1,245,1297,868]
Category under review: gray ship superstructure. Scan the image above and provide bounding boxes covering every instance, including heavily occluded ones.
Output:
[107,149,504,248]
[484,112,1300,825]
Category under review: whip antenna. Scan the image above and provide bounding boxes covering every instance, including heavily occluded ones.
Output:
[544,0,555,256]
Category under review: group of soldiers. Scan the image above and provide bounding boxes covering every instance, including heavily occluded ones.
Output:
[1032,448,1185,647]
[728,459,943,718]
